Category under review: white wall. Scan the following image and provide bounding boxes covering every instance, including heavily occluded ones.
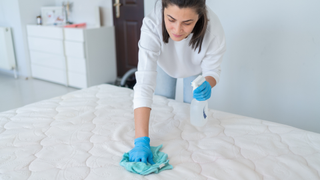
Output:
[54,0,113,27]
[0,0,56,77]
[0,0,24,76]
[145,0,320,133]
[144,0,157,16]
[207,0,320,133]
[0,0,111,78]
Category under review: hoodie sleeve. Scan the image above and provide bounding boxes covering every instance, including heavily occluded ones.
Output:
[133,6,162,109]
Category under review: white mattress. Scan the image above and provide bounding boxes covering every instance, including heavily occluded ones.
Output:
[0,84,319,180]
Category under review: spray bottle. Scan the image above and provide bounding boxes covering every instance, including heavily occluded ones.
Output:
[190,75,208,127]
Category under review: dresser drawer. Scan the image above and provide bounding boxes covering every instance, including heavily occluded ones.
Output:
[64,41,85,58]
[67,57,86,74]
[31,64,66,84]
[64,28,84,42]
[28,37,64,55]
[27,25,63,40]
[68,72,87,88]
[30,51,66,69]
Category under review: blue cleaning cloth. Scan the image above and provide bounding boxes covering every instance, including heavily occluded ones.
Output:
[120,144,173,175]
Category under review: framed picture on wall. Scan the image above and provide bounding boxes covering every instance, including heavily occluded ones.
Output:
[41,6,66,25]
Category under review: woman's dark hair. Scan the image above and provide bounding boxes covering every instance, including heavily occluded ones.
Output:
[162,0,208,53]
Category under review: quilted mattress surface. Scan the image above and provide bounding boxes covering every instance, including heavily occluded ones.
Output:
[0,84,319,180]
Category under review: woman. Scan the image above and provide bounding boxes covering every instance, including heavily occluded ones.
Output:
[129,0,226,164]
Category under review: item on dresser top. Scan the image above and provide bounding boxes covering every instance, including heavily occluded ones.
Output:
[62,1,73,24]
[120,144,173,175]
[36,16,42,25]
[64,23,86,28]
[41,6,65,25]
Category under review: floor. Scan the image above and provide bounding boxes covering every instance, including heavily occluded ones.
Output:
[0,73,78,113]
[0,72,184,113]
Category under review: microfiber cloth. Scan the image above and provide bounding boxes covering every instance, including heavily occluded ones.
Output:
[120,144,173,175]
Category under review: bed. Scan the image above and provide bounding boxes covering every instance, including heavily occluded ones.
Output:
[0,84,319,179]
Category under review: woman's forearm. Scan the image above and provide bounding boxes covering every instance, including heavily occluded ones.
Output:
[205,76,217,88]
[134,107,151,138]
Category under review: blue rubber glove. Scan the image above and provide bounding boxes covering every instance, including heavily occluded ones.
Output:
[129,136,155,165]
[193,81,211,101]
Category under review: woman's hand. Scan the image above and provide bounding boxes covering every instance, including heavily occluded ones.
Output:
[129,136,155,165]
[193,81,211,101]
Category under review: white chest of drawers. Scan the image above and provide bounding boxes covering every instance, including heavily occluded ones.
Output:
[26,25,117,89]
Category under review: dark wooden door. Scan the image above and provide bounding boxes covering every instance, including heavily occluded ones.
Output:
[112,0,144,77]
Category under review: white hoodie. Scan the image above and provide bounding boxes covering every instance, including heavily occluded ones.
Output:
[133,3,226,109]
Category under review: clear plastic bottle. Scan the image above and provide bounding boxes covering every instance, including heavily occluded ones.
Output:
[190,75,208,127]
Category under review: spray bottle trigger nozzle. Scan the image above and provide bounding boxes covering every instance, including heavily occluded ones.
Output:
[191,75,206,91]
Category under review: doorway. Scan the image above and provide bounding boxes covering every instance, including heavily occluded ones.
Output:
[112,0,144,78]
